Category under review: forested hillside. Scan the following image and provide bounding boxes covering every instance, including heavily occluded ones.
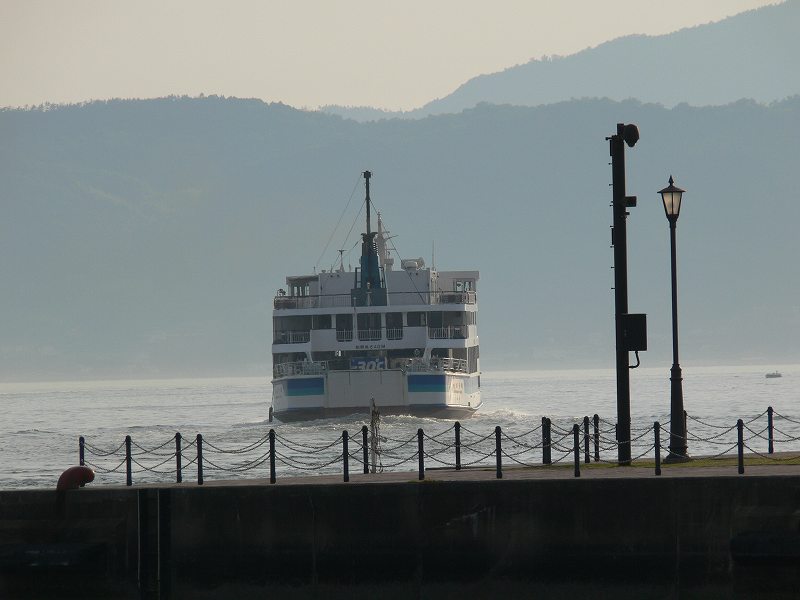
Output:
[1,96,798,379]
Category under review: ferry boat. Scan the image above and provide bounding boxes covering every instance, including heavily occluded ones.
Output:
[270,171,481,422]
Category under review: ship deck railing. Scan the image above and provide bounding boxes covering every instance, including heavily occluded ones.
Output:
[405,357,469,373]
[335,330,353,342]
[275,325,472,345]
[272,357,470,379]
[273,290,476,309]
[386,328,403,340]
[273,360,328,378]
[272,330,311,344]
[427,326,468,340]
[357,329,382,341]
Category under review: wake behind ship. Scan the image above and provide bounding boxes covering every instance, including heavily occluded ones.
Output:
[270,171,481,422]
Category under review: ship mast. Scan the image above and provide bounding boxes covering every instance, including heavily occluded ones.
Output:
[365,170,372,237]
[352,170,387,306]
[360,171,378,280]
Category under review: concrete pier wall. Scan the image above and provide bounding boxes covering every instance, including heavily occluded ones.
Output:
[1,475,799,598]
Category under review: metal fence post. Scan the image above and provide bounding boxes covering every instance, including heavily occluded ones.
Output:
[454,421,462,470]
[654,422,661,476]
[196,434,204,485]
[543,417,552,465]
[495,426,503,479]
[79,436,85,466]
[737,419,744,475]
[361,425,369,474]
[125,435,132,487]
[269,429,276,484]
[417,429,424,481]
[175,432,182,483]
[593,414,600,462]
[583,416,590,464]
[767,406,774,454]
[342,430,349,483]
[573,425,580,478]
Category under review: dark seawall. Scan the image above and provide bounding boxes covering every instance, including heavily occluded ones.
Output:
[1,474,799,598]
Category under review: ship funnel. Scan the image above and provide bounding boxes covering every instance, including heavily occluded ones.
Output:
[352,171,387,306]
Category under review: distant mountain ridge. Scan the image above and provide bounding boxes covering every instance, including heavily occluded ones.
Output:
[1,96,799,379]
[323,1,800,121]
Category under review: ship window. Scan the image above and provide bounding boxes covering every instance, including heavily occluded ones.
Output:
[386,312,403,340]
[407,311,426,327]
[386,312,403,329]
[442,312,465,326]
[427,311,443,328]
[336,314,353,331]
[273,316,312,332]
[357,313,382,330]
[290,282,310,297]
[312,314,332,329]
[455,280,474,292]
[450,348,467,360]
[440,311,475,327]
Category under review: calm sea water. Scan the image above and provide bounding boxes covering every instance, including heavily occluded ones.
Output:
[1,365,798,489]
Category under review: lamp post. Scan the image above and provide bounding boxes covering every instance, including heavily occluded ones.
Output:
[659,176,689,462]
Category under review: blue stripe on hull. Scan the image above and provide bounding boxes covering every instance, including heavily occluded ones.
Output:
[407,374,446,393]
[287,377,324,396]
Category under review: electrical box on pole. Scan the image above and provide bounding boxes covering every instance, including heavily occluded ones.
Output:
[621,313,647,351]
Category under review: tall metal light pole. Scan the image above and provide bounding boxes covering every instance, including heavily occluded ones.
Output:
[659,176,689,462]
[608,123,641,465]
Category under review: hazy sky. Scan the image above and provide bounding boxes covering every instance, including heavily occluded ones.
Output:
[0,0,780,111]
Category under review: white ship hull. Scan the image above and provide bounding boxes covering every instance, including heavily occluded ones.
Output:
[270,171,481,422]
[272,369,481,422]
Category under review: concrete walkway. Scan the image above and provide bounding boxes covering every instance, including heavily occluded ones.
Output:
[139,451,800,488]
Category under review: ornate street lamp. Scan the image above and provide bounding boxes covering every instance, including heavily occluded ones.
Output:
[660,176,684,222]
[659,176,689,462]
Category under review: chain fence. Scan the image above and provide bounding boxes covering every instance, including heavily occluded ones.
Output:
[79,405,800,487]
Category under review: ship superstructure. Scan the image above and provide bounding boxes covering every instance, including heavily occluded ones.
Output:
[271,171,481,421]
